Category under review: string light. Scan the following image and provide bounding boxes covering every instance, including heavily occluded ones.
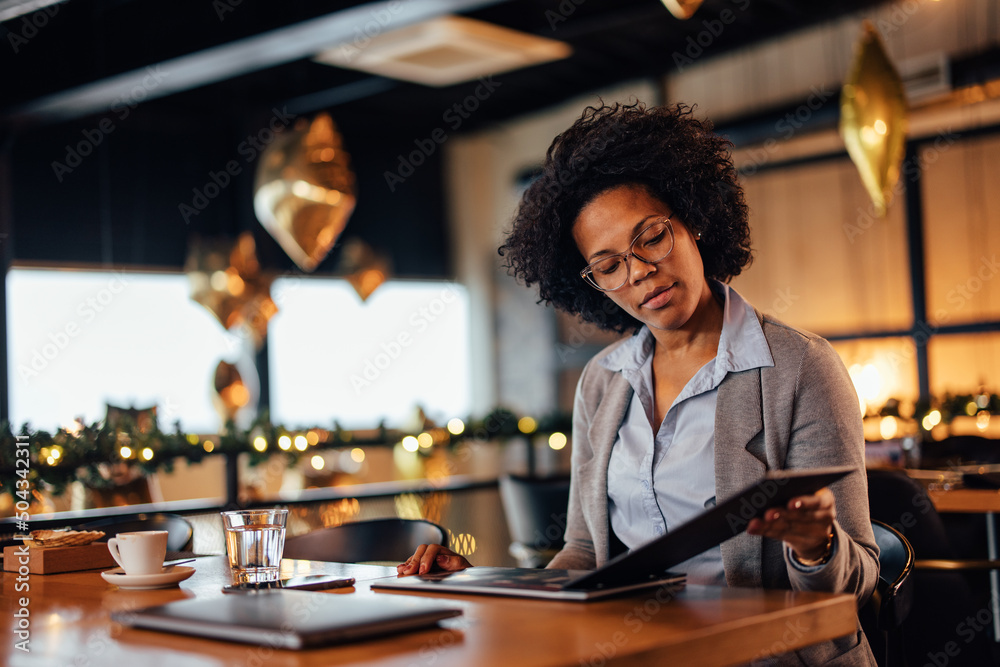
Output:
[253,436,267,452]
[447,418,465,435]
[401,436,419,452]
[278,435,292,451]
[518,417,537,433]
[548,432,568,450]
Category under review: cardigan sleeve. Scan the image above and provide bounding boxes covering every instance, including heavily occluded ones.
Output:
[780,336,879,607]
[546,360,600,571]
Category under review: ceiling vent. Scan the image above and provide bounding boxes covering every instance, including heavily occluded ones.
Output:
[899,52,951,105]
[314,15,572,87]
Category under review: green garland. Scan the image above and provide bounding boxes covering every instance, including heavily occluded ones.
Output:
[3,392,994,505]
[0,408,573,503]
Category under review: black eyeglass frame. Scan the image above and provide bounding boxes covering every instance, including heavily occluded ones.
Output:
[578,216,675,292]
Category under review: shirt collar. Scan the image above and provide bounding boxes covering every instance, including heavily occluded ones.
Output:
[599,281,774,377]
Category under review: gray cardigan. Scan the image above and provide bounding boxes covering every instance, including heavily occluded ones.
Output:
[548,310,879,666]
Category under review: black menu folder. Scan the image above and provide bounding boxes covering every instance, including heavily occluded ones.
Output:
[112,589,462,649]
[373,465,853,601]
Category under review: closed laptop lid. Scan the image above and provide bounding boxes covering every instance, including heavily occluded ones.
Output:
[113,589,463,649]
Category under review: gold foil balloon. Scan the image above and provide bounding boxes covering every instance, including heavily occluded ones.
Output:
[840,21,908,217]
[212,360,251,422]
[187,232,277,348]
[337,238,391,302]
[254,112,357,272]
[661,0,703,19]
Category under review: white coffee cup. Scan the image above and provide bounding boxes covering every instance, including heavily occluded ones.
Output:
[107,531,168,575]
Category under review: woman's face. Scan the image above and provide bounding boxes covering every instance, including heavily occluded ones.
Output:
[572,184,711,333]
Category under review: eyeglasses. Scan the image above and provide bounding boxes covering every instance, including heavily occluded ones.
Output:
[579,217,675,292]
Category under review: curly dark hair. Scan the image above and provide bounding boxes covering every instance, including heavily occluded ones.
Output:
[499,101,752,333]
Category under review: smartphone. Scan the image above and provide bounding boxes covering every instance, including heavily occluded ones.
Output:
[222,574,356,594]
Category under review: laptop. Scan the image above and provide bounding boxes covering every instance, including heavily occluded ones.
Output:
[112,589,462,649]
[372,465,853,601]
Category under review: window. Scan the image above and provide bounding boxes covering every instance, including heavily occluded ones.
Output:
[7,267,242,432]
[267,277,472,429]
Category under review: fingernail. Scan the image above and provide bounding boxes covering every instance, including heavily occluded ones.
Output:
[419,563,428,574]
[794,500,802,509]
[436,555,448,562]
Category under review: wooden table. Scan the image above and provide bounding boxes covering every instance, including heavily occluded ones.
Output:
[1,556,858,666]
[923,483,1000,643]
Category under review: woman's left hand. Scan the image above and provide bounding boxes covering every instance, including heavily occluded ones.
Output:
[746,487,836,563]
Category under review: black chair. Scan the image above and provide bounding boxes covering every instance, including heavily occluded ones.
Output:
[281,518,447,563]
[498,474,571,568]
[75,512,194,552]
[861,520,914,667]
[867,469,1000,666]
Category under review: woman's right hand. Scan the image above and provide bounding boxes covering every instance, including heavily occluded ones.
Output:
[396,544,471,577]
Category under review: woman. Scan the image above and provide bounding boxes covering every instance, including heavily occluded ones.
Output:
[400,102,879,665]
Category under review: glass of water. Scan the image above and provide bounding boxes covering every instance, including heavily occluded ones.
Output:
[221,508,288,584]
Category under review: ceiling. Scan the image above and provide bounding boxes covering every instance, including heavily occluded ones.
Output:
[0,0,892,136]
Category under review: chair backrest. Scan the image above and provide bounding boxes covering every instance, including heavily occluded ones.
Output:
[75,512,194,552]
[281,518,447,563]
[868,520,915,631]
[498,474,571,550]
[860,520,914,667]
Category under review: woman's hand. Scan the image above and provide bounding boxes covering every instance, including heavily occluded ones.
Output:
[746,487,836,563]
[396,544,472,577]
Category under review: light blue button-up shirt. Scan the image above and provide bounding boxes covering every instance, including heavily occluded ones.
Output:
[600,281,774,585]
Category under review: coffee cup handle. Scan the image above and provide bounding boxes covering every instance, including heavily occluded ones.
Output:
[107,538,125,570]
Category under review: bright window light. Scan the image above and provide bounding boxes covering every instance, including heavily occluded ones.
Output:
[7,267,243,432]
[268,278,471,429]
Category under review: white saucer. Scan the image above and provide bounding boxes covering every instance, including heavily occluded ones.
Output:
[101,566,195,590]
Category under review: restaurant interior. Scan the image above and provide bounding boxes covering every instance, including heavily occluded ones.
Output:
[2,0,1000,664]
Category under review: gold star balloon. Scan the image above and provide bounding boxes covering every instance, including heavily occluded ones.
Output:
[661,0,703,19]
[187,232,277,348]
[212,360,251,423]
[337,238,391,302]
[840,21,908,216]
[254,112,357,272]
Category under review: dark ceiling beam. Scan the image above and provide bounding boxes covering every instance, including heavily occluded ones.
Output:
[2,0,510,126]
